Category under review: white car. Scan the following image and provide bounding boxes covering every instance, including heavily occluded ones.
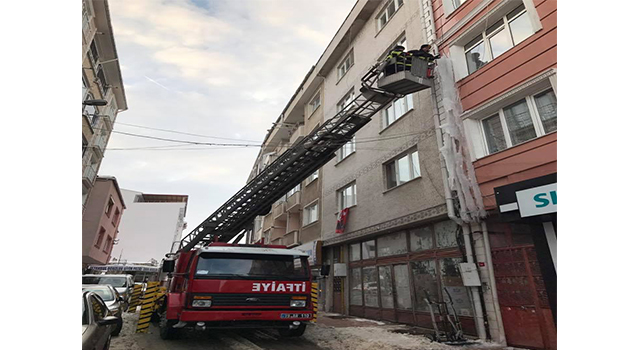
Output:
[83,274,134,308]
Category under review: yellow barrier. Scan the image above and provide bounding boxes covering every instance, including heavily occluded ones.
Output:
[135,282,159,333]
[127,284,143,313]
[311,282,319,323]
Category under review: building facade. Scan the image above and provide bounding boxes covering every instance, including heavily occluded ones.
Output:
[424,0,557,348]
[82,176,126,270]
[82,0,128,211]
[110,190,188,264]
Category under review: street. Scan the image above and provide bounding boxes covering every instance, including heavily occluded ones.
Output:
[111,312,520,350]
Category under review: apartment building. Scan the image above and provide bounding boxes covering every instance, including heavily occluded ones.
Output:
[244,0,507,340]
[424,0,557,348]
[82,0,128,210]
[82,176,126,270]
[111,190,188,263]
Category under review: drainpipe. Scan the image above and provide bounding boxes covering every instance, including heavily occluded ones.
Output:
[432,88,487,341]
[482,221,506,345]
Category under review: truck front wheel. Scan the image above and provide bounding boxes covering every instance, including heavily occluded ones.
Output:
[158,311,180,340]
[279,323,306,337]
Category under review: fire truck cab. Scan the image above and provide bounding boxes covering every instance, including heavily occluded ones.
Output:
[159,243,314,339]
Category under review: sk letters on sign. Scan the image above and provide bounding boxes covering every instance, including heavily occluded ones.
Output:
[515,183,557,218]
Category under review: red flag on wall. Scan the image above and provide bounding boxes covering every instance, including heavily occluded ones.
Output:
[335,208,350,234]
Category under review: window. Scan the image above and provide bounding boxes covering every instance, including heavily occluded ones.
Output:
[287,184,300,197]
[306,170,319,185]
[112,208,120,226]
[362,266,379,307]
[393,265,412,309]
[481,89,557,154]
[379,266,394,308]
[83,136,88,156]
[95,227,105,248]
[83,92,98,123]
[337,136,356,161]
[105,197,115,217]
[410,227,433,251]
[82,74,89,100]
[443,0,468,16]
[410,260,439,312]
[385,148,420,189]
[464,4,534,75]
[383,94,413,128]
[89,40,100,64]
[350,268,363,305]
[309,92,321,115]
[376,0,404,32]
[350,243,361,261]
[337,182,357,210]
[337,50,354,80]
[96,65,109,95]
[377,231,408,257]
[337,89,355,112]
[362,240,376,259]
[103,236,112,253]
[90,295,107,321]
[303,201,318,226]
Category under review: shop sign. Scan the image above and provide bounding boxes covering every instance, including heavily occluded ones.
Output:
[296,240,322,266]
[516,183,557,218]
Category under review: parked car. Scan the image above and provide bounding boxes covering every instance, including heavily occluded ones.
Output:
[82,285,124,336]
[83,274,134,308]
[83,291,118,350]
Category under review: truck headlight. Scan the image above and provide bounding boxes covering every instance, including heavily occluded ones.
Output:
[290,300,306,308]
[192,300,213,308]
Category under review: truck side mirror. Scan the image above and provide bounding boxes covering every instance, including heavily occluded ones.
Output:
[162,259,175,273]
[320,264,330,276]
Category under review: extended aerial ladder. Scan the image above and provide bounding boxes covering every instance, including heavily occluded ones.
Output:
[177,56,434,253]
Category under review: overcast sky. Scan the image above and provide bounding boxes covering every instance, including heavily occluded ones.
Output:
[99,0,357,241]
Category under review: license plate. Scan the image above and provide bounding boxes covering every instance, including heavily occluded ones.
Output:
[280,313,311,319]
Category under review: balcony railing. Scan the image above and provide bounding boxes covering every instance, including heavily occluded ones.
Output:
[283,230,299,247]
[92,134,108,155]
[272,202,287,220]
[289,124,305,145]
[286,191,301,213]
[83,164,97,186]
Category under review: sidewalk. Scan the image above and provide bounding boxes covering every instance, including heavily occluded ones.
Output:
[308,312,527,350]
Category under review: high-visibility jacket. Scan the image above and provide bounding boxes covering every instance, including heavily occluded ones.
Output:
[386,50,406,67]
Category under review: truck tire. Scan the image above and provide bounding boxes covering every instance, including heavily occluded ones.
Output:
[159,311,180,340]
[279,324,306,337]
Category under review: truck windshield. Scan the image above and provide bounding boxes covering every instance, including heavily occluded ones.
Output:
[195,253,309,280]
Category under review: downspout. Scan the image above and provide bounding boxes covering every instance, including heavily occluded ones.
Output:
[482,221,506,345]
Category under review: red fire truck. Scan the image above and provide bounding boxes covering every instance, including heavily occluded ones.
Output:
[159,242,317,338]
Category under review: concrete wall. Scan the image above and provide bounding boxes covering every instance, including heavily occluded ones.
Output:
[82,178,124,267]
[110,189,187,263]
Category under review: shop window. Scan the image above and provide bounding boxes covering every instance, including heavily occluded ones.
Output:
[410,260,439,312]
[440,257,474,316]
[349,243,361,261]
[362,266,379,307]
[393,265,412,310]
[377,231,408,257]
[350,268,363,305]
[378,266,394,309]
[410,227,433,251]
[361,240,376,259]
[435,220,459,248]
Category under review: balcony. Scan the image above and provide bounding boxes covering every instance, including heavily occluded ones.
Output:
[262,212,273,232]
[289,124,305,145]
[283,230,299,248]
[272,201,287,220]
[83,164,97,187]
[92,133,108,157]
[286,191,301,213]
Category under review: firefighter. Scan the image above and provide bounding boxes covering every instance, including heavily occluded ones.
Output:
[407,44,441,78]
[384,45,407,76]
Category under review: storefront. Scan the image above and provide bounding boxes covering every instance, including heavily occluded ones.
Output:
[329,219,479,336]
[491,173,557,350]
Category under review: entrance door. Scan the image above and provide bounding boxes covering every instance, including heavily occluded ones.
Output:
[492,246,557,350]
[378,266,395,322]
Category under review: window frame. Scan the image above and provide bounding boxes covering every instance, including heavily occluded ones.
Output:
[308,91,321,117]
[463,4,532,75]
[103,236,113,253]
[305,170,319,186]
[382,94,414,130]
[95,227,105,248]
[479,88,556,155]
[105,197,115,217]
[302,200,319,227]
[376,0,404,33]
[337,49,354,81]
[384,148,421,190]
[337,181,357,211]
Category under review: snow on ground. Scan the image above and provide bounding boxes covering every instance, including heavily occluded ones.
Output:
[109,312,146,350]
[349,318,386,325]
[305,324,455,350]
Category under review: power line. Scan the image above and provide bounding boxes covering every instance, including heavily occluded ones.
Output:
[114,122,262,143]
[112,131,263,147]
